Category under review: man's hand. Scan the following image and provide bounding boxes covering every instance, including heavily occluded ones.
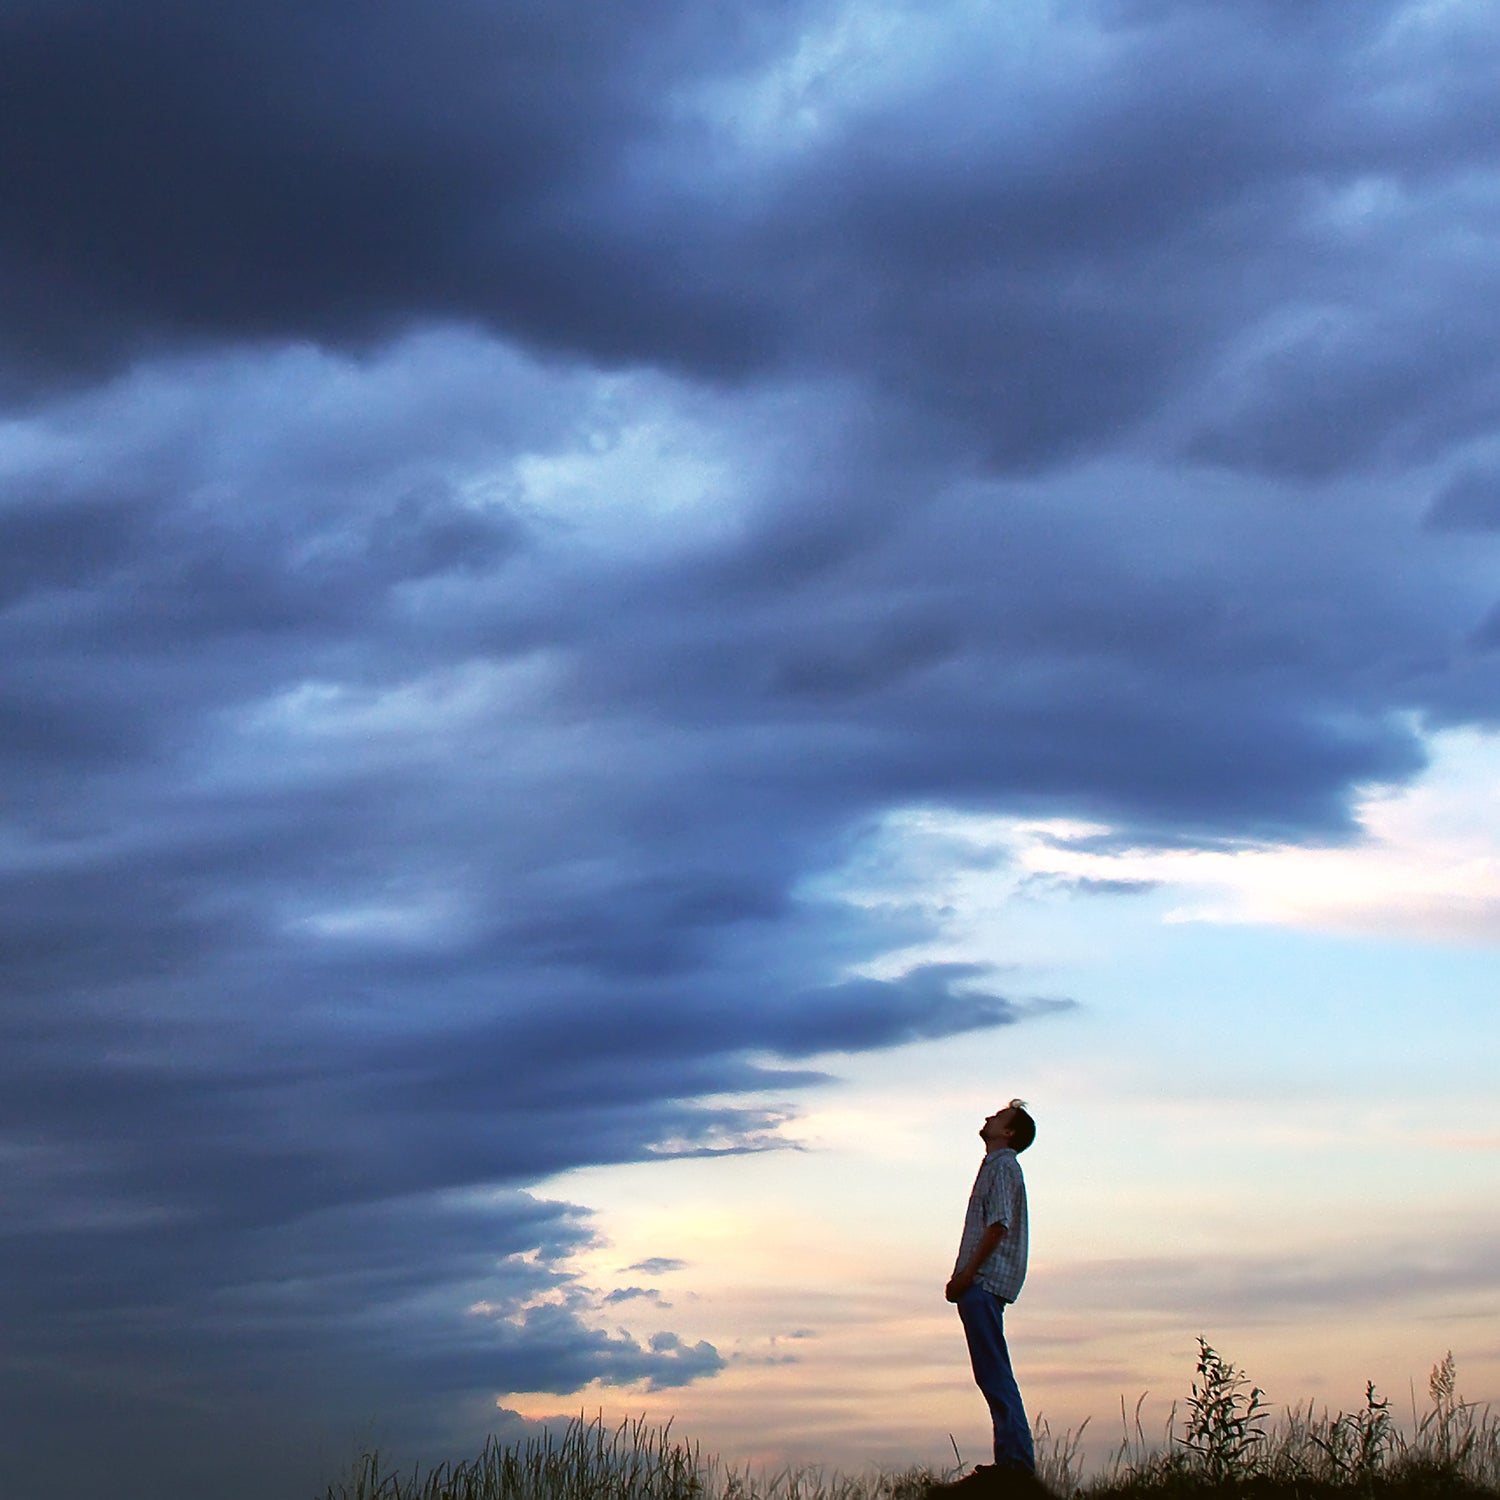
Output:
[946,1221,1005,1302]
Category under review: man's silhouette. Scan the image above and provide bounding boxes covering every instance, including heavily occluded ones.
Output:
[945,1098,1036,1478]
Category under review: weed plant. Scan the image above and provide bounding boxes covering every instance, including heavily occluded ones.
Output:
[323,1347,1500,1500]
[1082,1343,1500,1500]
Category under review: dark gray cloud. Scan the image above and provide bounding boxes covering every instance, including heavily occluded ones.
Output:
[8,0,1500,477]
[1426,468,1500,533]
[0,0,804,386]
[0,345,1063,1495]
[602,1286,669,1306]
[628,1257,688,1276]
[4,0,1500,1495]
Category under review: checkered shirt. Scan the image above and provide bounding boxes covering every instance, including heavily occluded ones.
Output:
[954,1147,1028,1301]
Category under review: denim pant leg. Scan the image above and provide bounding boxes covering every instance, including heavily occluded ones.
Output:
[956,1286,1035,1471]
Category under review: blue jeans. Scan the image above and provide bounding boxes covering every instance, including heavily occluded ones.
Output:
[956,1286,1034,1471]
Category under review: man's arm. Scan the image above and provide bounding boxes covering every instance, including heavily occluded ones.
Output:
[945,1220,1006,1302]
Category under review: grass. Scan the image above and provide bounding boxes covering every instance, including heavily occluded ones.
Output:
[323,1345,1500,1500]
[1037,1344,1500,1500]
[321,1413,937,1500]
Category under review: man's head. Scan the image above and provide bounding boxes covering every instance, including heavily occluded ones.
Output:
[979,1098,1035,1153]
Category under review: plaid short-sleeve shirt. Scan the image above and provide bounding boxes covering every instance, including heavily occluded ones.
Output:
[954,1147,1028,1302]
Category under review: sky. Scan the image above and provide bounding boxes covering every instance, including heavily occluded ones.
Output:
[3,1,1500,1496]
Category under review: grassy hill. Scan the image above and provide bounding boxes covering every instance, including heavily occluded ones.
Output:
[323,1343,1499,1500]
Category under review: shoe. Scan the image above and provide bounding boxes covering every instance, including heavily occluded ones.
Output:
[926,1466,1054,1500]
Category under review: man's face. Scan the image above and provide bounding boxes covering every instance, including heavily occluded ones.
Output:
[979,1107,1014,1148]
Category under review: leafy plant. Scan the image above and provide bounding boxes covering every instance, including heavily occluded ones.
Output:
[1175,1337,1268,1482]
[1269,1379,1397,1486]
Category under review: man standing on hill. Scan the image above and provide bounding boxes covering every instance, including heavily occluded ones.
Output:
[945,1098,1036,1480]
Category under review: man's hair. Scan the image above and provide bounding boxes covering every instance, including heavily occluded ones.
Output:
[1006,1098,1036,1153]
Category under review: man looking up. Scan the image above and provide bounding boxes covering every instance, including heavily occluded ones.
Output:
[945,1098,1036,1477]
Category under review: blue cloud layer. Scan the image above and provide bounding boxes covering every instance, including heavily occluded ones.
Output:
[5,2,1500,1496]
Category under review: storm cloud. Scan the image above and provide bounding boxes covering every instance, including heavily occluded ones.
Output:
[4,1,1500,1496]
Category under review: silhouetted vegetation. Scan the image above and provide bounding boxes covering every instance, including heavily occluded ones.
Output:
[322,1345,1498,1500]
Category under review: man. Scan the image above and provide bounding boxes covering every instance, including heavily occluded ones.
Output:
[945,1098,1036,1478]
